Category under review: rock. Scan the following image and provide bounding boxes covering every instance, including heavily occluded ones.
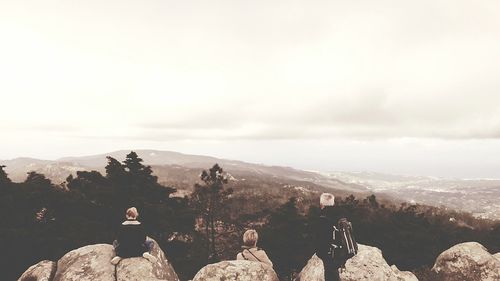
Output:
[339,245,418,281]
[295,253,324,280]
[192,260,279,281]
[53,244,116,281]
[432,242,500,281]
[494,252,500,261]
[390,265,420,281]
[18,260,56,281]
[116,238,179,281]
[19,238,179,281]
[296,245,418,281]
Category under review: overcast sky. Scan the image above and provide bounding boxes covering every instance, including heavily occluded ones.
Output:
[1,0,500,178]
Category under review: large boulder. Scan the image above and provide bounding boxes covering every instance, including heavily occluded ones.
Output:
[53,244,115,281]
[116,238,179,281]
[296,245,418,281]
[18,238,179,281]
[295,253,323,280]
[431,242,500,281]
[18,260,56,281]
[192,260,279,281]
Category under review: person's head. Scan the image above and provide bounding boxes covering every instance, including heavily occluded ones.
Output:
[242,229,259,248]
[320,193,335,209]
[126,207,139,220]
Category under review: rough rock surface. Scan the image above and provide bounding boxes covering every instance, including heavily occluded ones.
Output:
[296,245,418,281]
[431,242,500,281]
[192,260,279,281]
[18,260,56,281]
[18,238,179,281]
[53,244,115,281]
[493,252,500,261]
[117,238,179,281]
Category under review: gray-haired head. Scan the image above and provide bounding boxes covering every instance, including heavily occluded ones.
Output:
[320,193,335,209]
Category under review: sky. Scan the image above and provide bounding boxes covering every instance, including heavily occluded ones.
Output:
[1,0,500,178]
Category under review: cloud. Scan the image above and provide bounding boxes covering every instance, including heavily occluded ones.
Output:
[1,0,500,142]
[129,87,500,141]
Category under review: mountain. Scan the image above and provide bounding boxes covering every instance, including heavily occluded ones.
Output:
[1,157,86,183]
[58,150,359,190]
[2,150,499,220]
[1,150,366,195]
[58,150,223,168]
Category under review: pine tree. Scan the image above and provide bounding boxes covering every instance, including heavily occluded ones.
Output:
[105,156,127,184]
[261,197,309,279]
[191,163,233,262]
[367,194,379,208]
[0,165,12,187]
[24,171,52,187]
[123,151,157,185]
[65,174,74,185]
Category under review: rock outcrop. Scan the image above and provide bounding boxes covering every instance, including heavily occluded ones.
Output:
[18,238,179,281]
[117,238,179,281]
[53,244,116,281]
[192,260,279,281]
[19,239,500,281]
[431,242,500,281]
[18,260,56,281]
[296,244,418,281]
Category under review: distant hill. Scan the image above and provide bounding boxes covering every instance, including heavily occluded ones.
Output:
[58,150,223,168]
[2,150,499,220]
[1,157,86,184]
[0,149,366,195]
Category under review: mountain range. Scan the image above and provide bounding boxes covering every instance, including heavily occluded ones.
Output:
[2,150,499,220]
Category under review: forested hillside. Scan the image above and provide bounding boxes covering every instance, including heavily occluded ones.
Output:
[1,152,498,281]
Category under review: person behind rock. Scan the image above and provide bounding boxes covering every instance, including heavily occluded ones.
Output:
[110,207,157,265]
[314,193,346,281]
[236,229,273,267]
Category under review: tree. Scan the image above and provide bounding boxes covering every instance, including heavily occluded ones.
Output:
[24,171,52,187]
[343,194,359,206]
[123,151,157,185]
[0,165,12,186]
[190,164,233,262]
[366,194,379,208]
[260,197,311,279]
[68,171,107,189]
[105,156,127,184]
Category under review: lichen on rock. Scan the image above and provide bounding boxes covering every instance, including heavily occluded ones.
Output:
[18,238,179,281]
[18,260,56,281]
[431,242,500,281]
[192,260,279,281]
[296,244,418,281]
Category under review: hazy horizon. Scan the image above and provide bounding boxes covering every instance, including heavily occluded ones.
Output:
[3,144,500,180]
[1,1,500,178]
